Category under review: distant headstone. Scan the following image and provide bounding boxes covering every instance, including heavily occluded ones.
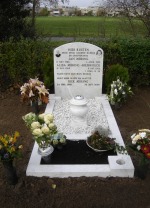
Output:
[54,42,103,98]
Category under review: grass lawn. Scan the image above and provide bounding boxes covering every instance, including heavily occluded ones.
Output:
[35,16,146,38]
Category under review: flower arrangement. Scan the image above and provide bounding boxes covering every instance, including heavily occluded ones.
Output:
[0,131,23,161]
[87,131,127,154]
[130,129,150,164]
[20,78,49,104]
[108,77,133,106]
[22,112,66,149]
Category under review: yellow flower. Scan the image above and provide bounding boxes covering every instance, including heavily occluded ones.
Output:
[14,131,20,138]
[10,147,15,152]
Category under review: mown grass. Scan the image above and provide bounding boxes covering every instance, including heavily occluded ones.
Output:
[35,16,146,38]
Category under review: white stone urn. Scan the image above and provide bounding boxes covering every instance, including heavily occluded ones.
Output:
[70,95,88,127]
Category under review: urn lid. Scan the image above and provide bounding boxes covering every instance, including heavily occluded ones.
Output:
[70,95,88,105]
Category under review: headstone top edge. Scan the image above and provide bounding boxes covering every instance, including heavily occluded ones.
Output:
[54,42,103,51]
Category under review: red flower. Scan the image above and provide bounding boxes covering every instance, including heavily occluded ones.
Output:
[141,145,150,154]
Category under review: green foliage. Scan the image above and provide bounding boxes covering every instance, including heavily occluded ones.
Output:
[0,0,35,41]
[0,39,53,90]
[105,64,130,93]
[0,38,150,91]
[118,38,150,86]
[35,16,147,38]
[38,7,49,16]
[91,38,150,87]
[42,56,54,89]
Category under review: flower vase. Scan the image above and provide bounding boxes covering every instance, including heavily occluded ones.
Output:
[2,160,18,185]
[38,146,54,164]
[111,102,121,110]
[31,101,39,114]
[135,163,149,179]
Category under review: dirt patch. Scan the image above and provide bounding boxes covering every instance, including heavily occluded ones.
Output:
[0,86,150,208]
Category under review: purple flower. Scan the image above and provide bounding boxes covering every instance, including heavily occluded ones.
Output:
[4,153,10,159]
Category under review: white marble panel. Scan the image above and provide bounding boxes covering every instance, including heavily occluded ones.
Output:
[54,42,103,98]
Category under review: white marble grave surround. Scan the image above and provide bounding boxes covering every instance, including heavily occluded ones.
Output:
[54,42,103,98]
[26,94,134,178]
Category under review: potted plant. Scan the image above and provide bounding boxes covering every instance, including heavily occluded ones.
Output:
[0,131,23,185]
[130,129,150,179]
[22,112,66,155]
[108,77,133,108]
[20,78,49,114]
[86,130,127,154]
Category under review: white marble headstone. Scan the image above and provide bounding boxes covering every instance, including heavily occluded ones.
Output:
[54,42,103,98]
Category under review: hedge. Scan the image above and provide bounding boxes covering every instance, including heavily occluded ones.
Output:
[0,38,150,91]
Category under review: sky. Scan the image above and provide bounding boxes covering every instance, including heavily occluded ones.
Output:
[41,0,104,8]
[62,0,98,7]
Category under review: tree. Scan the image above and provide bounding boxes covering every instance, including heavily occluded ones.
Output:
[87,10,93,16]
[106,0,150,37]
[31,0,68,27]
[96,8,107,16]
[0,0,32,41]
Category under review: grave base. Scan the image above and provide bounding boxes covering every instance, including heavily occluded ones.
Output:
[26,94,134,178]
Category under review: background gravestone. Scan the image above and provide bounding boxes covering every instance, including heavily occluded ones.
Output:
[54,42,104,98]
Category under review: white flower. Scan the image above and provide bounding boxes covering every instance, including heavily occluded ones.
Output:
[36,85,49,96]
[20,84,28,94]
[44,118,50,124]
[132,134,141,145]
[139,132,146,138]
[131,133,136,139]
[22,112,37,125]
[44,114,54,123]
[41,126,50,135]
[29,90,35,97]
[139,129,150,133]
[30,78,43,86]
[49,123,55,129]
[53,139,58,145]
[132,140,137,144]
[31,122,41,129]
[38,113,45,120]
[114,89,118,95]
[137,145,141,151]
[111,84,114,88]
[60,137,66,144]
[32,128,43,137]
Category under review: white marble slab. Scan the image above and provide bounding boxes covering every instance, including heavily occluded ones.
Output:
[26,94,134,178]
[54,42,103,98]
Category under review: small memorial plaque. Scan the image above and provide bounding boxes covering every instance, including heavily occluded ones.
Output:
[54,42,103,98]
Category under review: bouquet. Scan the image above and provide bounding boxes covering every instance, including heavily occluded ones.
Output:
[108,77,133,106]
[0,131,23,161]
[23,112,66,149]
[130,129,150,164]
[20,78,49,104]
